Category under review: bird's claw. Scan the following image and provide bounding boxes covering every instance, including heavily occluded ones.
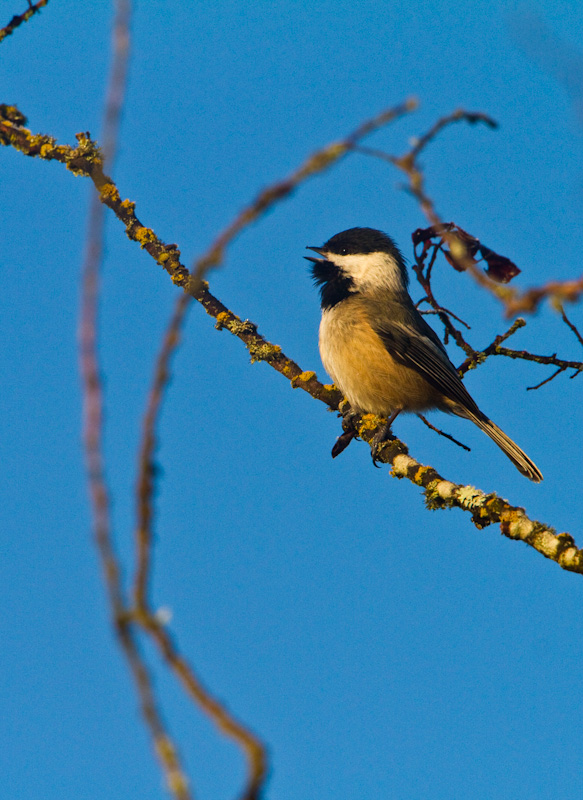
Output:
[370,417,398,467]
[370,433,386,468]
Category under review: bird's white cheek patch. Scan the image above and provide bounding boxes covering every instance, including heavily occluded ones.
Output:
[327,252,404,293]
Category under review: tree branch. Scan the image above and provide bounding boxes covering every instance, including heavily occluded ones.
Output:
[76,5,193,797]
[0,0,49,44]
[2,106,581,589]
[191,98,417,284]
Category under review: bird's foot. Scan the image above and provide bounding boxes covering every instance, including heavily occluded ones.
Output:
[370,409,402,468]
[371,424,392,468]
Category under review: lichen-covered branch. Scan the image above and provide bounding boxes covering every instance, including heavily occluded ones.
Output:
[393,453,582,573]
[349,416,583,574]
[2,105,581,580]
[0,0,49,44]
[0,105,191,287]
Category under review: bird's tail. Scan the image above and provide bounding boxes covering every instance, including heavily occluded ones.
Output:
[466,411,543,483]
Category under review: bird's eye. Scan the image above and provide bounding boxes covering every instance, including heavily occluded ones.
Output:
[340,247,348,255]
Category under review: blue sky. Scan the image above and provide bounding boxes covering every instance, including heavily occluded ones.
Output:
[2,1,583,799]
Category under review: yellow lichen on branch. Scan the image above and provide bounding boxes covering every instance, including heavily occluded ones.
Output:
[0,1,50,44]
[2,103,582,576]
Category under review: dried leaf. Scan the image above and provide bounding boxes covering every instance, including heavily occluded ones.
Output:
[478,245,521,283]
[412,223,453,246]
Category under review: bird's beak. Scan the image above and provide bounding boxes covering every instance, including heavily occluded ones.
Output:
[305,245,326,263]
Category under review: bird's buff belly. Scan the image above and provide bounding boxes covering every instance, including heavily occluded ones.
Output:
[319,311,441,415]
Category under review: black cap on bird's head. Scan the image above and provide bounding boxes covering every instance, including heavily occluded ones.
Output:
[305,227,408,309]
[319,227,405,259]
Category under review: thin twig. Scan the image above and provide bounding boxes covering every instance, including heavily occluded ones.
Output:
[78,1,129,645]
[78,3,192,797]
[527,366,566,391]
[416,300,471,330]
[409,109,498,159]
[416,245,583,386]
[102,0,131,164]
[457,318,527,375]
[493,346,582,373]
[135,610,267,800]
[417,414,471,451]
[560,305,583,348]
[191,98,418,284]
[411,238,477,355]
[132,283,269,800]
[412,238,583,384]
[134,294,190,608]
[131,289,269,795]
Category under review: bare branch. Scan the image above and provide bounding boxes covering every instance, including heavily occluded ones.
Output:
[131,294,269,794]
[78,0,130,676]
[134,294,190,608]
[355,115,583,316]
[76,5,193,797]
[133,608,267,800]
[560,305,583,348]
[417,414,471,451]
[411,235,476,356]
[191,98,418,285]
[408,109,498,159]
[410,232,583,385]
[527,366,566,391]
[457,318,527,375]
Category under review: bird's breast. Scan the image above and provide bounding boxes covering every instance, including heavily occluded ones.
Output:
[319,300,441,415]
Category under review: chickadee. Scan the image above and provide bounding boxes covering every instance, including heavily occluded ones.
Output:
[305,227,543,482]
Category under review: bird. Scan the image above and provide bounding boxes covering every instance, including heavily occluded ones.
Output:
[305,227,543,482]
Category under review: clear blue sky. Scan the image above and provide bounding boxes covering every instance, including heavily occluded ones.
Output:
[2,2,583,798]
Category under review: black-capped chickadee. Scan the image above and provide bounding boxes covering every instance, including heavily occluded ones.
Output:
[306,227,543,482]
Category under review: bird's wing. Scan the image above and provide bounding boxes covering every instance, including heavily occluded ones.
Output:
[372,312,481,417]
